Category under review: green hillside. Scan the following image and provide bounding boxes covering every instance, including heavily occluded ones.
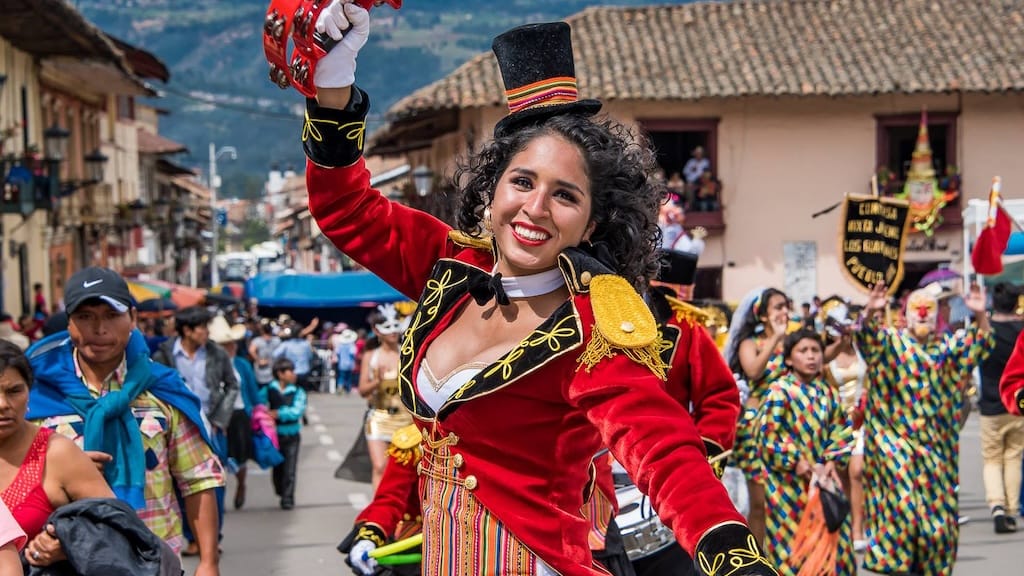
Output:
[79,0,693,197]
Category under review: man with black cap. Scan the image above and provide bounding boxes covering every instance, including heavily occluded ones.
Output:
[25,267,224,576]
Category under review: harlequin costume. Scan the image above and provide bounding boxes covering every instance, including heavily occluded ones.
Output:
[1001,329,1024,416]
[757,372,856,576]
[854,296,993,576]
[304,21,773,576]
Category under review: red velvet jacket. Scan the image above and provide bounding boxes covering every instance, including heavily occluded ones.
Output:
[304,93,768,576]
[656,295,742,456]
[1001,329,1024,415]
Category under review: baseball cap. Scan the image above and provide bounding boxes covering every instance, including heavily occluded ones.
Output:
[63,267,134,314]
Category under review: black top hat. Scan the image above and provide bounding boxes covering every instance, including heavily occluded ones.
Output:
[491,22,602,137]
[657,249,699,286]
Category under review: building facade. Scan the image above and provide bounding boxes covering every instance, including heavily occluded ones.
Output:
[369,0,1024,303]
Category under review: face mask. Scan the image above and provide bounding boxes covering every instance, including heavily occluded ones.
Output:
[374,303,403,335]
[906,291,938,338]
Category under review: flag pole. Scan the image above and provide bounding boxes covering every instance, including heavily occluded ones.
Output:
[991,176,1024,232]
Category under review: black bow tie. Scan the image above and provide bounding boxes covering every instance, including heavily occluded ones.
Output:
[468,272,511,306]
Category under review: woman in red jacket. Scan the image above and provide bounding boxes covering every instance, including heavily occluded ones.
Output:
[305,3,772,575]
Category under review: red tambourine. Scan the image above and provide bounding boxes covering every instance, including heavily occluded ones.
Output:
[263,0,402,98]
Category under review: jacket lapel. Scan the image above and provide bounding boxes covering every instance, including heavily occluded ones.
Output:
[399,259,585,421]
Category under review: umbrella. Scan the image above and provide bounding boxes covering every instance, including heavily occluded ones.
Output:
[127,280,170,303]
[132,279,206,308]
[919,268,960,287]
[136,298,179,313]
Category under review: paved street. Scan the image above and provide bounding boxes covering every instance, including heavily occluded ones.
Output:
[185,392,1022,575]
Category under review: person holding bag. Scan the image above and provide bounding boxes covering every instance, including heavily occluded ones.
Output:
[302,2,774,575]
[757,329,855,575]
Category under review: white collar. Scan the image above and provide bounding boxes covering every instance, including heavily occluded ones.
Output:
[499,268,565,299]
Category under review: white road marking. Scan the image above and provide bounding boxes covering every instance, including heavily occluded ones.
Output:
[348,492,370,512]
[326,449,342,462]
[319,434,335,446]
[308,413,322,424]
[314,424,328,433]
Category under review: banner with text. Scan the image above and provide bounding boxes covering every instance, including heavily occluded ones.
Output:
[840,195,911,294]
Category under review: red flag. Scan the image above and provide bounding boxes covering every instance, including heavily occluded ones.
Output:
[971,178,1011,275]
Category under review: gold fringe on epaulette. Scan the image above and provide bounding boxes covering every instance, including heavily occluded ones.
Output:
[577,326,669,381]
[387,444,422,467]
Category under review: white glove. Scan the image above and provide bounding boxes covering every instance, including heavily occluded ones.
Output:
[314,0,370,88]
[349,539,379,576]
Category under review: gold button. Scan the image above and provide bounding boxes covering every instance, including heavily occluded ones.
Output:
[416,462,424,475]
[447,432,459,445]
[403,513,411,521]
[415,515,422,523]
[580,271,592,287]
[463,475,478,491]
[452,453,465,468]
[620,321,635,333]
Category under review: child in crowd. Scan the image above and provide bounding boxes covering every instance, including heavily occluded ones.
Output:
[758,329,855,575]
[269,358,308,510]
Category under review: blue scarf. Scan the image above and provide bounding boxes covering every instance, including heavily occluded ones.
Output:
[27,329,211,510]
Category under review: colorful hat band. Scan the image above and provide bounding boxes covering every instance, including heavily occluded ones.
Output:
[506,76,579,114]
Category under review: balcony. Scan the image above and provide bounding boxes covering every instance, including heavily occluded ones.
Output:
[685,209,725,234]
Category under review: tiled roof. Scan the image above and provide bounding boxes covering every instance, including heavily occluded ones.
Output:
[138,129,187,156]
[387,0,1024,119]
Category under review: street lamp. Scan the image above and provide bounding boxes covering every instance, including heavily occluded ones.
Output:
[413,165,433,197]
[208,143,237,286]
[84,148,109,184]
[43,124,70,163]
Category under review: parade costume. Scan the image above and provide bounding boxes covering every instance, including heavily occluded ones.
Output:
[854,296,993,576]
[757,373,855,576]
[365,307,414,442]
[1001,329,1024,416]
[339,425,423,576]
[731,334,785,485]
[589,250,742,576]
[305,21,772,576]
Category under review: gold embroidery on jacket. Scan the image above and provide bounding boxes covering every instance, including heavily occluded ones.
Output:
[696,534,777,576]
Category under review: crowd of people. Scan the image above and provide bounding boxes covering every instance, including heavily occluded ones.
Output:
[0,3,1018,576]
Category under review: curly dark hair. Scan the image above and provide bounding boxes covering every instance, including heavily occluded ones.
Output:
[453,113,664,288]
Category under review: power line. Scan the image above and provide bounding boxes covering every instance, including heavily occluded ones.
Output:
[155,83,389,124]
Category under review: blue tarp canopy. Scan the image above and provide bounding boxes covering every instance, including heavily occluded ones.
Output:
[1007,232,1024,256]
[246,272,406,308]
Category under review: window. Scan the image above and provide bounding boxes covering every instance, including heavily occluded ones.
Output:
[116,96,135,121]
[876,112,958,203]
[638,118,720,212]
[693,267,722,300]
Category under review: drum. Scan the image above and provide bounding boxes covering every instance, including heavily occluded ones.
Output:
[613,462,674,560]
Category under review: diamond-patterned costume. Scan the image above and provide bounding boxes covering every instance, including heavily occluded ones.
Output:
[758,373,855,575]
[734,336,786,482]
[855,322,993,576]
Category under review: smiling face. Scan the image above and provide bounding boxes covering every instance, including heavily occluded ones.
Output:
[759,293,791,333]
[68,302,136,368]
[489,134,595,277]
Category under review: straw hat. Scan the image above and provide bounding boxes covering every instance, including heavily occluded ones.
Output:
[336,328,358,345]
[208,315,246,344]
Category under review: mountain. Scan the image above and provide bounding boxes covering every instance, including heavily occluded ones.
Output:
[78,0,692,198]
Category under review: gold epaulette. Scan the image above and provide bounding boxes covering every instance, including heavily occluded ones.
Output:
[387,424,423,467]
[664,295,709,327]
[447,230,493,252]
[577,275,668,380]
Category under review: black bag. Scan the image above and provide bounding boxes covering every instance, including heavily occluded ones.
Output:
[335,411,373,483]
[818,480,851,533]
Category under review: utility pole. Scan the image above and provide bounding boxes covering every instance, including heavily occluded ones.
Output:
[208,143,237,287]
